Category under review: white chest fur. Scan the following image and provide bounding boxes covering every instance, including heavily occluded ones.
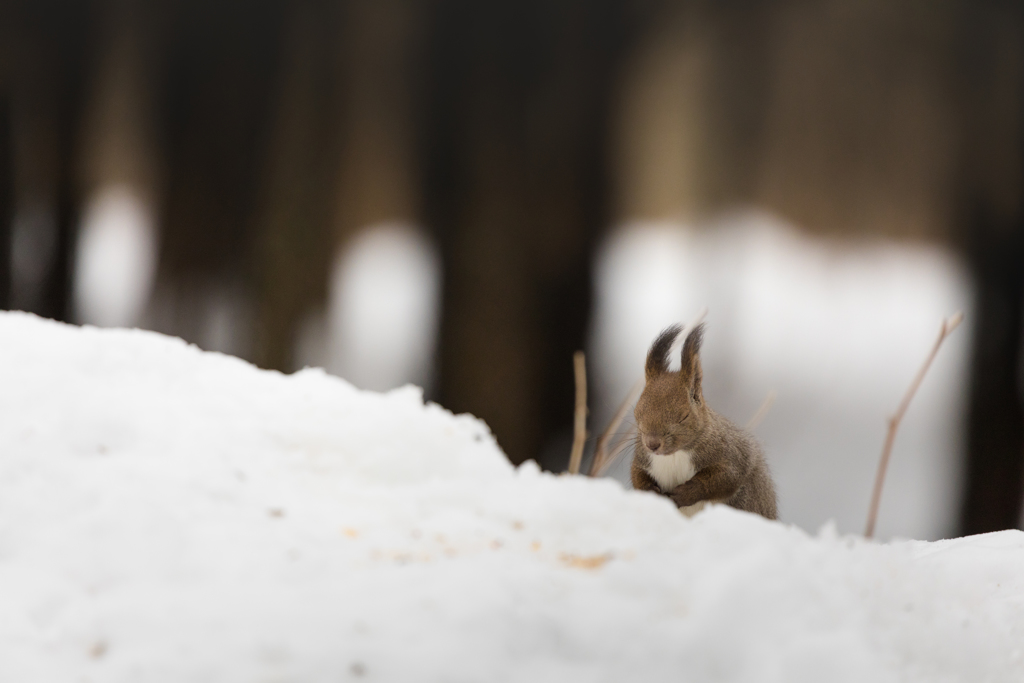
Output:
[646,449,697,491]
[645,450,706,517]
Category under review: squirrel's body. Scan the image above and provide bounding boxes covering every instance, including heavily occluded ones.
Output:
[631,323,778,520]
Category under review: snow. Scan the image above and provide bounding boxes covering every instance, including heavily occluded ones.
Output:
[1,311,1021,682]
[322,222,440,391]
[74,185,158,328]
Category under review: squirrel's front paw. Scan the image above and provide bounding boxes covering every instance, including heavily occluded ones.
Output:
[667,484,701,508]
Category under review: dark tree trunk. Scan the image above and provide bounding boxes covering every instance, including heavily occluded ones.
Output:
[154,0,285,354]
[43,138,77,323]
[957,0,1024,534]
[421,0,626,466]
[250,0,339,371]
[14,1,92,322]
[0,96,12,309]
[960,217,1024,534]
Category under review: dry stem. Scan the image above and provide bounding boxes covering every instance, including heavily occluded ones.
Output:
[864,311,964,538]
[746,390,778,430]
[590,379,643,476]
[567,351,588,474]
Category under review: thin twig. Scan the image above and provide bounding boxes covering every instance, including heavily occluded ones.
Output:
[567,351,588,474]
[746,390,778,430]
[864,311,964,539]
[590,379,643,476]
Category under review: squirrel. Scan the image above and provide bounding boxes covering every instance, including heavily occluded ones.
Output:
[630,323,778,520]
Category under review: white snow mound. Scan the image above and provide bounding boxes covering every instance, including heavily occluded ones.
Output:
[0,311,1022,682]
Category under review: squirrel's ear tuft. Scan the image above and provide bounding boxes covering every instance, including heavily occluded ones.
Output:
[645,324,682,381]
[680,322,705,402]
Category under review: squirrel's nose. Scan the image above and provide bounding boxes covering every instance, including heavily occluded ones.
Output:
[644,435,662,453]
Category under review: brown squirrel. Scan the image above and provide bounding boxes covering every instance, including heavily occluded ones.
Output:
[631,323,778,519]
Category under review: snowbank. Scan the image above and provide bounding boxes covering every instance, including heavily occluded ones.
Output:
[0,311,1021,682]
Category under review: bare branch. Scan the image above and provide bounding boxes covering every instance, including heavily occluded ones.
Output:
[864,311,964,538]
[567,351,588,474]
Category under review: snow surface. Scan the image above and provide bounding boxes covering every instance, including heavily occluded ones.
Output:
[1,311,1022,682]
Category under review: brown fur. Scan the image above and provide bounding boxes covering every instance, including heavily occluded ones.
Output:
[631,323,778,520]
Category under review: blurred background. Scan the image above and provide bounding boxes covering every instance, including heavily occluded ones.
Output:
[0,0,1021,540]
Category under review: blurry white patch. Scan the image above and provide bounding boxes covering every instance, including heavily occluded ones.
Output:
[591,222,700,390]
[592,210,973,540]
[324,223,440,392]
[646,449,697,491]
[727,218,969,403]
[74,185,157,327]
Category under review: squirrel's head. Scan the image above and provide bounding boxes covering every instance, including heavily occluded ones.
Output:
[634,323,707,455]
